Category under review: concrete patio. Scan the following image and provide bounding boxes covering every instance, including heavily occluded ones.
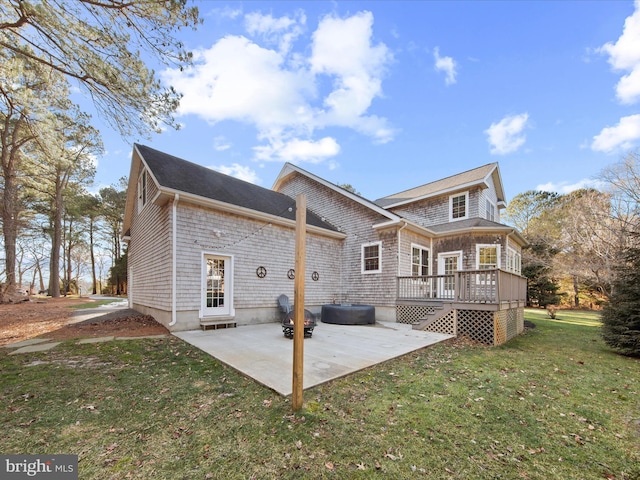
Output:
[174,321,453,396]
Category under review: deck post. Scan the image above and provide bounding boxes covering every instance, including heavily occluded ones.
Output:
[292,194,306,412]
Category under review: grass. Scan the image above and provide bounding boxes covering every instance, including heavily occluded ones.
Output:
[68,299,125,309]
[1,309,638,479]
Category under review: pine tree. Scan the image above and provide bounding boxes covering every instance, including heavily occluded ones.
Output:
[601,241,640,357]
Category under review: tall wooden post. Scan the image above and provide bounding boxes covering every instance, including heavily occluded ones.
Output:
[292,194,306,411]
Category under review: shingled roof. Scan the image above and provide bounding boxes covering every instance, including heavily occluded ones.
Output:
[375,163,502,208]
[134,144,338,232]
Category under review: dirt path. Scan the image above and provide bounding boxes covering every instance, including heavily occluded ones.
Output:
[0,297,168,346]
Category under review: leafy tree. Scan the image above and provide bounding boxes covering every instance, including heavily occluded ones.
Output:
[107,248,127,295]
[0,0,201,137]
[0,52,55,292]
[99,180,127,294]
[503,190,563,307]
[26,101,101,297]
[601,239,640,357]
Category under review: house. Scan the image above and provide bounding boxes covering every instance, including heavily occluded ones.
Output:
[123,144,527,345]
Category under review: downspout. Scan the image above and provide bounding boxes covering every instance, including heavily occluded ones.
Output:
[169,193,179,327]
[397,221,408,276]
[397,221,408,304]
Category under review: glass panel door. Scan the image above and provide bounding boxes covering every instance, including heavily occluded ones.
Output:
[203,256,230,316]
[438,253,461,299]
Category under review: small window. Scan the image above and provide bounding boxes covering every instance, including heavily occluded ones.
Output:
[450,192,468,221]
[477,245,500,270]
[411,245,430,276]
[138,170,148,211]
[361,241,382,274]
[507,248,521,275]
[485,199,495,222]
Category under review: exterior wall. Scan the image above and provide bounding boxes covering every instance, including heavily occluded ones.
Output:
[276,173,398,309]
[128,175,173,317]
[389,186,485,228]
[480,174,501,223]
[173,202,343,325]
[397,229,434,276]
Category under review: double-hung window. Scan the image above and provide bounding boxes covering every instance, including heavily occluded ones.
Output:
[361,241,382,274]
[411,245,430,277]
[477,245,500,270]
[449,192,468,221]
[506,248,522,275]
[485,199,495,222]
[138,170,148,211]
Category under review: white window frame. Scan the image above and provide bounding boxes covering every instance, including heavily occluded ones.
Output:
[411,243,431,277]
[200,252,235,318]
[449,191,469,221]
[506,247,522,275]
[476,244,501,270]
[485,198,495,222]
[361,241,382,274]
[137,169,148,212]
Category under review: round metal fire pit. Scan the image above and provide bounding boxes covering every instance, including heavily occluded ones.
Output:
[321,304,375,325]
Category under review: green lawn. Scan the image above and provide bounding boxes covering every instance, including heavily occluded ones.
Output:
[1,309,638,479]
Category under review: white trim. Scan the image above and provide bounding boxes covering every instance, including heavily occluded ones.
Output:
[361,241,382,274]
[410,242,431,276]
[485,198,496,222]
[506,246,522,275]
[273,162,400,222]
[137,169,147,212]
[437,250,463,274]
[449,191,469,222]
[200,252,235,318]
[156,187,347,240]
[169,194,179,326]
[476,244,501,270]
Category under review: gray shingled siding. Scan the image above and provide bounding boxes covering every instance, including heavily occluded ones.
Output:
[173,203,343,314]
[389,186,484,228]
[276,174,398,310]
[128,176,172,314]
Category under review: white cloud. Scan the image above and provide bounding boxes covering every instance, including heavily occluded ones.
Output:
[213,136,231,151]
[162,10,394,164]
[211,164,260,184]
[591,114,640,152]
[433,47,457,85]
[537,178,605,194]
[484,113,530,155]
[598,0,640,104]
[253,136,340,164]
[309,11,395,143]
[245,10,306,53]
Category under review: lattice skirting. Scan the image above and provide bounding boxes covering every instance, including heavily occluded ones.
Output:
[395,305,436,324]
[396,306,524,345]
[458,307,524,345]
[425,310,457,336]
[458,310,495,345]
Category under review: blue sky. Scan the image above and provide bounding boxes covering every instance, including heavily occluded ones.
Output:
[91,1,640,203]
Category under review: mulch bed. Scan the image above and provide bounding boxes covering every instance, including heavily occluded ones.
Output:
[0,297,168,346]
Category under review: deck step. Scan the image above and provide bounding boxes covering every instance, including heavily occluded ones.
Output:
[200,320,237,331]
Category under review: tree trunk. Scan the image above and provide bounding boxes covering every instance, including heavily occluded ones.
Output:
[89,220,97,295]
[66,219,73,295]
[573,275,580,308]
[2,165,17,288]
[49,179,63,298]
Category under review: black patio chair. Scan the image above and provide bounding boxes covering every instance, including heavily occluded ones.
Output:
[277,294,316,338]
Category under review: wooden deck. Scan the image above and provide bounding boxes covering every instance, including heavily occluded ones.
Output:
[397,269,527,310]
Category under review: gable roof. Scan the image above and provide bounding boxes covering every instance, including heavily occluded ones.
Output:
[272,162,402,224]
[374,163,505,209]
[125,144,339,234]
